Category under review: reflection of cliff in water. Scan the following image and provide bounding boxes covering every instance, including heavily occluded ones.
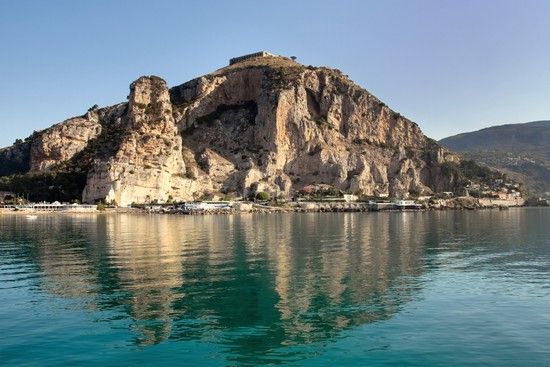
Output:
[3,212,445,357]
[168,213,428,364]
[0,215,103,303]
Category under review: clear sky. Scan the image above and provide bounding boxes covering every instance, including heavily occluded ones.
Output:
[0,0,549,148]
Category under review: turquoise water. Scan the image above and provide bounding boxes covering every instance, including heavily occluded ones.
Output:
[0,209,549,366]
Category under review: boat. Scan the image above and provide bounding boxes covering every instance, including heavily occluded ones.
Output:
[25,215,38,220]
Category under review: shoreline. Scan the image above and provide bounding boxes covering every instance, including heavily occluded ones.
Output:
[1,201,541,216]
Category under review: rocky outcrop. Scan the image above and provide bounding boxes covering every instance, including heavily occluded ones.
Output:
[0,55,480,205]
[0,107,107,175]
[172,58,458,199]
[29,112,102,171]
[82,76,206,205]
[0,141,31,176]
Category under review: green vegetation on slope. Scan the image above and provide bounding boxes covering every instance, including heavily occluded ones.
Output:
[0,170,87,202]
[0,140,31,176]
[440,121,550,196]
[439,159,507,194]
[0,112,128,203]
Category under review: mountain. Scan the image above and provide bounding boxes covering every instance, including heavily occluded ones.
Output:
[440,121,550,196]
[0,53,506,205]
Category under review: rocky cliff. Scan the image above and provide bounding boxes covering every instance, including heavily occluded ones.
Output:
[82,76,202,205]
[1,55,492,205]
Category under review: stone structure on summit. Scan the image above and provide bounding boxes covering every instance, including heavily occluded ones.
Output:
[229,51,275,65]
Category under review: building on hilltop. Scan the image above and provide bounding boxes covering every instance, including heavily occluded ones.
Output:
[229,51,275,65]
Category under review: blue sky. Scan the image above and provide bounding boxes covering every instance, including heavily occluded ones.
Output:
[0,0,549,147]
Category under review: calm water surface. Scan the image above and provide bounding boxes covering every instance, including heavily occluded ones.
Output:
[0,209,549,366]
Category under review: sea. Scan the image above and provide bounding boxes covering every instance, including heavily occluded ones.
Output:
[0,208,549,366]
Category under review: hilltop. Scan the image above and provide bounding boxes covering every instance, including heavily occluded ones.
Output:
[0,52,512,205]
[440,121,550,196]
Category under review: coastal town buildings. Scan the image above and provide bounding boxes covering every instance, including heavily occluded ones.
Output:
[0,202,97,212]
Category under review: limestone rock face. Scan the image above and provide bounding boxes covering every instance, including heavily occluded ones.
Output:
[29,112,102,171]
[82,76,205,205]
[171,58,458,199]
[0,56,472,204]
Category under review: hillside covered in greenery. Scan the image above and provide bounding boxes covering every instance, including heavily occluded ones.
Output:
[440,121,550,196]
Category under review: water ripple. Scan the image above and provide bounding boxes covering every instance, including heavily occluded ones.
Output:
[0,209,549,365]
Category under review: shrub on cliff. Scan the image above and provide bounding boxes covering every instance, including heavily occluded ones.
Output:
[255,191,269,201]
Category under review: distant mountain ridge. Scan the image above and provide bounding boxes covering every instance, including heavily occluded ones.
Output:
[440,121,550,196]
